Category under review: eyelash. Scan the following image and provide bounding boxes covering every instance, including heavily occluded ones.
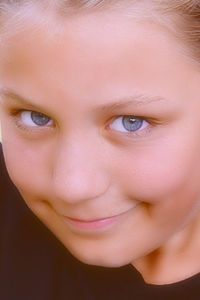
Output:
[9,109,154,137]
[9,109,55,134]
[108,115,152,138]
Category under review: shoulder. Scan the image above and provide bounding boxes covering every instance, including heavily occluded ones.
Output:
[0,143,85,299]
[0,142,22,205]
[0,143,18,196]
[0,142,7,187]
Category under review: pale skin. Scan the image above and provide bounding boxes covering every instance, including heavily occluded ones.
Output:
[1,10,200,285]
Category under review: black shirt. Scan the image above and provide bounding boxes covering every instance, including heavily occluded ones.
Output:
[0,143,200,300]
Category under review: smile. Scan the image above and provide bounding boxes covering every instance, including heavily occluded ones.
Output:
[61,206,137,233]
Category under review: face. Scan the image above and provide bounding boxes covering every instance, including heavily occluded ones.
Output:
[1,10,200,268]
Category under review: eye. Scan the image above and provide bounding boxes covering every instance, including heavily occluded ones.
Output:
[109,116,149,133]
[21,111,54,127]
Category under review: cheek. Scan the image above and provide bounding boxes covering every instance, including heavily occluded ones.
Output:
[2,139,50,196]
[115,142,200,203]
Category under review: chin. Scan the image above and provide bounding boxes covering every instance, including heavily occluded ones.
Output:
[68,246,131,268]
[76,255,128,268]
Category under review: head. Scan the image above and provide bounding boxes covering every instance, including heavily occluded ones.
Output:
[0,0,200,269]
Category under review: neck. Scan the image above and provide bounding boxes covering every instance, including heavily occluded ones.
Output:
[132,213,200,285]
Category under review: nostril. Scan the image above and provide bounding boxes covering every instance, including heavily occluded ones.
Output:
[52,142,110,203]
[52,170,110,204]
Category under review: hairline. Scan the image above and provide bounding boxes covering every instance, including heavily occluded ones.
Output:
[0,0,199,68]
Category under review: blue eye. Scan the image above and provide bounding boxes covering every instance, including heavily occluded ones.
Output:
[31,112,51,126]
[122,116,143,132]
[21,111,54,127]
[110,116,149,133]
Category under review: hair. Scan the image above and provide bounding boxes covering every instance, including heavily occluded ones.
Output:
[0,0,200,64]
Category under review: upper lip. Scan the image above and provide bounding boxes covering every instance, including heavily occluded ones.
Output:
[62,207,135,223]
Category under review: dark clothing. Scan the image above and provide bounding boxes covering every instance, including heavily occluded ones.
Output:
[0,143,200,300]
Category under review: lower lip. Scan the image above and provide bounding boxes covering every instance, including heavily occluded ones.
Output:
[62,212,128,232]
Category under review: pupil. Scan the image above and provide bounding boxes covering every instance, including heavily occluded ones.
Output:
[31,112,50,126]
[122,116,143,132]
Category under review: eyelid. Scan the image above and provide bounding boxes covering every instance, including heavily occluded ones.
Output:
[110,116,148,132]
[21,111,54,127]
[107,115,154,137]
[9,108,55,134]
[8,107,157,139]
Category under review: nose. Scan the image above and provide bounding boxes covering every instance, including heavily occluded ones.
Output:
[52,137,110,204]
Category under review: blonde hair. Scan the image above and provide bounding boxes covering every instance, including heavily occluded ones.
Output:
[0,0,200,63]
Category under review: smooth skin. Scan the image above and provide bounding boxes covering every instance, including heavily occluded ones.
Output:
[1,10,200,285]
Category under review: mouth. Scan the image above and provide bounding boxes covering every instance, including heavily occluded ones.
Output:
[61,206,137,233]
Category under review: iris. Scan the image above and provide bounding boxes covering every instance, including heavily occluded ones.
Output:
[122,116,143,132]
[31,112,51,126]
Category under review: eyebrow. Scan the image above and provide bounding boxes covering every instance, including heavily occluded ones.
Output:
[98,94,165,112]
[0,89,48,112]
[0,88,166,112]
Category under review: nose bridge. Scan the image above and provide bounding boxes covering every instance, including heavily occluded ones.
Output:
[52,135,109,203]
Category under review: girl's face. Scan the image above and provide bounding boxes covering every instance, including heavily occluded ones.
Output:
[1,11,200,268]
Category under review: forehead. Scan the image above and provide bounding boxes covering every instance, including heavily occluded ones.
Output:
[0,11,194,111]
